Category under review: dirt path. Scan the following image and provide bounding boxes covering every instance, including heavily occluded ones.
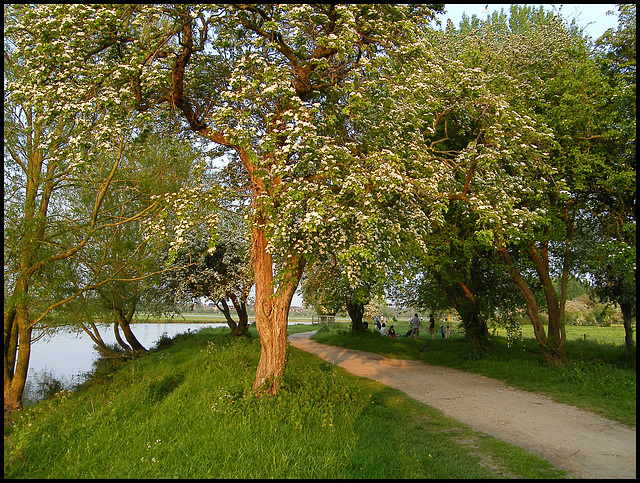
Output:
[289,332,636,479]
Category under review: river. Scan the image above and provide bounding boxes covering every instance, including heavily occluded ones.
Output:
[24,322,227,405]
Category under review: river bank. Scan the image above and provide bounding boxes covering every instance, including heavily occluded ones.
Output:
[25,322,228,405]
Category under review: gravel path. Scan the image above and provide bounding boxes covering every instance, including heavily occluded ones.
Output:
[289,332,636,479]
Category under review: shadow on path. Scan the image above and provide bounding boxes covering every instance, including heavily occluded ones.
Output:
[289,331,636,479]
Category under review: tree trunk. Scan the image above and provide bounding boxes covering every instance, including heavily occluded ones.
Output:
[4,275,33,412]
[114,305,146,353]
[4,309,32,412]
[119,320,147,353]
[229,294,249,336]
[620,302,635,350]
[498,244,566,366]
[4,309,18,388]
[250,222,304,395]
[235,301,249,335]
[443,284,493,353]
[113,322,131,352]
[215,299,238,333]
[526,243,567,365]
[346,299,366,333]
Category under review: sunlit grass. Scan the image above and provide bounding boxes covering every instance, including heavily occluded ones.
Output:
[4,327,565,479]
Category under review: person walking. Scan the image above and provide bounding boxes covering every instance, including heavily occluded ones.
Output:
[429,314,435,340]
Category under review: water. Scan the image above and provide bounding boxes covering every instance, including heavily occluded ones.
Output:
[24,322,226,404]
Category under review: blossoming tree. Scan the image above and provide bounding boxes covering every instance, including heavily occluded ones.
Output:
[7,4,558,394]
[440,5,635,365]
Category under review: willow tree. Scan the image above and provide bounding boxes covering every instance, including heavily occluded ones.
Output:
[3,58,135,410]
[4,6,212,410]
[54,129,205,356]
[8,4,556,394]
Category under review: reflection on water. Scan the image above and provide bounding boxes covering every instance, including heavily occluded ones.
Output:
[25,322,226,404]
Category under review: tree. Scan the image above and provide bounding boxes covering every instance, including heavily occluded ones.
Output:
[159,221,254,336]
[435,5,633,366]
[11,4,446,394]
[3,96,137,410]
[587,239,635,348]
[9,4,559,393]
[393,201,524,352]
[301,251,384,334]
[59,129,206,356]
[589,4,636,349]
[4,5,207,409]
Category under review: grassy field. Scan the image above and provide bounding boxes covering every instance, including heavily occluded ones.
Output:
[5,325,566,479]
[491,323,632,346]
[312,323,636,427]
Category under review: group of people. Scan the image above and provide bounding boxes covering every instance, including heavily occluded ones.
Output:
[374,314,451,339]
[373,316,398,338]
[373,313,451,340]
[408,313,452,339]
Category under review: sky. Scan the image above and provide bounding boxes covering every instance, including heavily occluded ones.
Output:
[435,4,620,40]
[290,4,622,308]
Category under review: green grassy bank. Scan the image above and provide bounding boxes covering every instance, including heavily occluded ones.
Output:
[5,326,565,479]
[312,324,636,427]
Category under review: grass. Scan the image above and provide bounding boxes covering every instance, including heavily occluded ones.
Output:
[4,325,565,479]
[312,324,636,427]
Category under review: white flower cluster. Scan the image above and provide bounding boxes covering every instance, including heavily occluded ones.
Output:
[142,188,220,252]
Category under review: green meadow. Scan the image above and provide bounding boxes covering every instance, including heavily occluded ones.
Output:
[5,325,567,479]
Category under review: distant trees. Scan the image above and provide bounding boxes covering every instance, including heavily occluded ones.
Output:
[158,221,254,336]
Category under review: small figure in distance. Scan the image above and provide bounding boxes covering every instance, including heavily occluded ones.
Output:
[410,313,421,338]
[388,325,397,338]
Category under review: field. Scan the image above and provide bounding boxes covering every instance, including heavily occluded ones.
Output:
[133,312,351,325]
[491,323,632,346]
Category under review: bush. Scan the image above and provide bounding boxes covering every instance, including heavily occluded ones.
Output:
[564,299,621,326]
